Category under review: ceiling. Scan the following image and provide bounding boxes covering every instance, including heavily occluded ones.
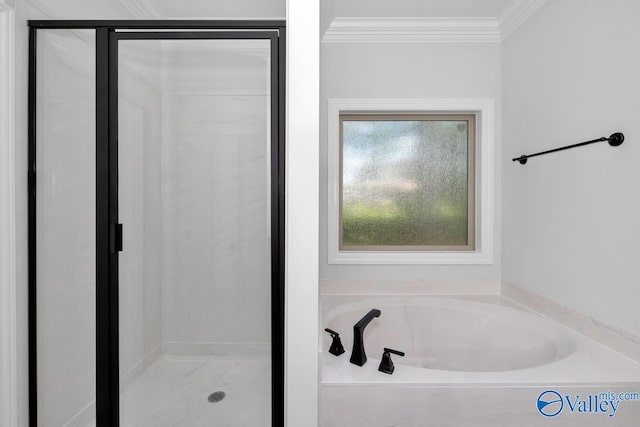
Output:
[25,0,543,42]
[26,0,537,21]
[25,0,285,19]
[329,0,515,19]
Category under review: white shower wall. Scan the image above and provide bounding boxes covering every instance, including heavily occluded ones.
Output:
[117,40,273,387]
[118,41,163,389]
[157,41,272,356]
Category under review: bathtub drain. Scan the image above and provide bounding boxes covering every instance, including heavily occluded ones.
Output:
[208,391,226,403]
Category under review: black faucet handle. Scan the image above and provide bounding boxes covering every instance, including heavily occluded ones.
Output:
[378,347,404,374]
[324,328,339,337]
[324,328,346,356]
[384,347,405,357]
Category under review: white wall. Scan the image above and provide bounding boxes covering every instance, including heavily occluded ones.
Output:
[502,0,640,338]
[285,1,319,425]
[320,41,502,284]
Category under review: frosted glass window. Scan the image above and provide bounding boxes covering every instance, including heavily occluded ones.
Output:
[340,114,475,251]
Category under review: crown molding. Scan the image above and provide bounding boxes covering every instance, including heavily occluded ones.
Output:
[322,17,501,43]
[499,0,549,41]
[322,0,549,44]
[118,0,163,19]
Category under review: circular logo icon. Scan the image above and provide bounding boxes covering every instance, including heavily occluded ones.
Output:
[537,390,564,417]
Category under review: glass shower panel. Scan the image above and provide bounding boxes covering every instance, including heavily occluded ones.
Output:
[118,38,272,426]
[35,29,96,426]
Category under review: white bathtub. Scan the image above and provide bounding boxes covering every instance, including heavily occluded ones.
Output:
[320,296,640,426]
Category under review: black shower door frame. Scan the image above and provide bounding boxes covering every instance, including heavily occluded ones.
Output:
[28,21,286,427]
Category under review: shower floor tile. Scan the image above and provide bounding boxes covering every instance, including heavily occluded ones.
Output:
[119,355,271,427]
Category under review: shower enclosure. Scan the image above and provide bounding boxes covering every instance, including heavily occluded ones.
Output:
[28,21,285,426]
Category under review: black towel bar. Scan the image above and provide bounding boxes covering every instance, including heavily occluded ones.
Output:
[513,132,624,165]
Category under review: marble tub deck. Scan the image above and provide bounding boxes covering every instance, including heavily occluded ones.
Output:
[320,294,640,426]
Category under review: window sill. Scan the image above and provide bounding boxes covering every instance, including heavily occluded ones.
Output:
[328,250,494,265]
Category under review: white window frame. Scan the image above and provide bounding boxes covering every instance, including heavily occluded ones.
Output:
[328,98,495,265]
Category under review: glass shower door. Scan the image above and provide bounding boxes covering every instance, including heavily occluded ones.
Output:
[114,34,277,426]
[33,29,97,427]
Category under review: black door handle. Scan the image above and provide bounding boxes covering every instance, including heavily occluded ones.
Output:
[110,223,123,253]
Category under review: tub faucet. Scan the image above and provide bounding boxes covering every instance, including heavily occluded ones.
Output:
[350,308,381,366]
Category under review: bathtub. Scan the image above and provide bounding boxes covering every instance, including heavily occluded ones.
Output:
[320,296,640,426]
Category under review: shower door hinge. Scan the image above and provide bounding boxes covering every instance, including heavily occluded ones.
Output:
[110,223,123,253]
